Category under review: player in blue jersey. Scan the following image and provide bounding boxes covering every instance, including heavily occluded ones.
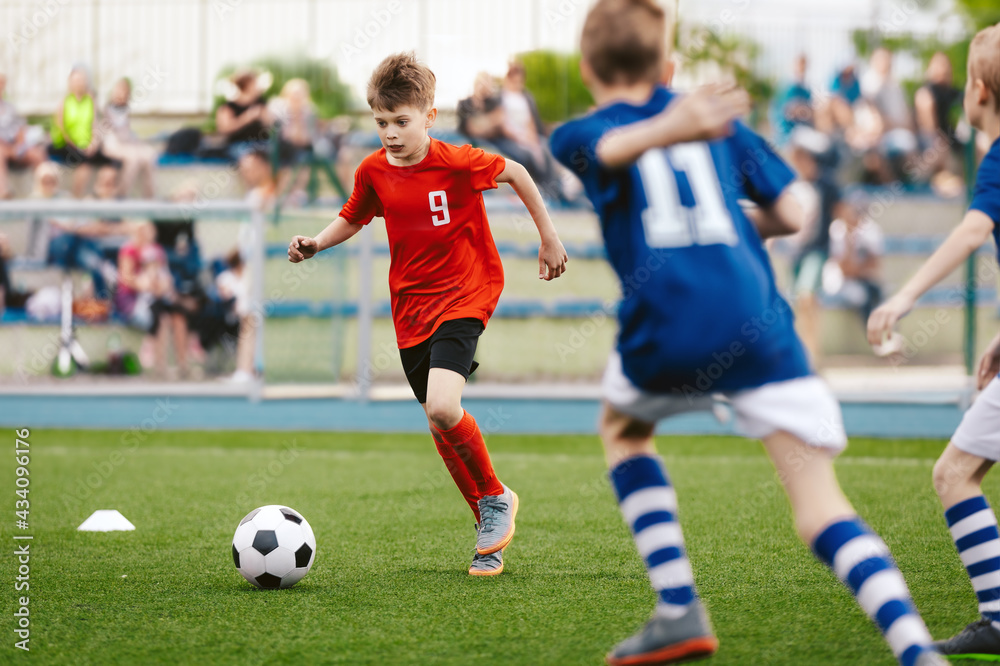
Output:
[550,1,944,665]
[868,23,1000,661]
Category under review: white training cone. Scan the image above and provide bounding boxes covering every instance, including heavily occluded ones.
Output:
[77,510,135,532]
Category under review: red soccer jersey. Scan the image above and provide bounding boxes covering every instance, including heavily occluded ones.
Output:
[339,138,507,348]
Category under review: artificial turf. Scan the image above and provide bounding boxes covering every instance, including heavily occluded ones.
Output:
[0,430,993,665]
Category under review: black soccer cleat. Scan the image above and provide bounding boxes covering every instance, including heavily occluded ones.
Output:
[934,617,1000,661]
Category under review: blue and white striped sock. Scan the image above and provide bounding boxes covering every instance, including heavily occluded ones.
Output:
[945,495,1000,628]
[813,518,935,666]
[610,455,696,619]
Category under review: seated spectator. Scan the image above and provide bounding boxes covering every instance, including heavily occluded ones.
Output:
[116,221,188,377]
[238,149,276,212]
[785,128,842,366]
[822,192,884,325]
[215,69,271,159]
[0,73,46,199]
[269,78,318,201]
[37,161,118,300]
[49,65,113,197]
[458,65,574,201]
[817,63,860,135]
[154,182,206,368]
[100,78,157,198]
[457,72,505,142]
[859,47,918,182]
[89,165,130,262]
[215,248,253,383]
[771,54,814,146]
[914,52,964,196]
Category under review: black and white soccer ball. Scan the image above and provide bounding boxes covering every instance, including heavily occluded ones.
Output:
[232,505,316,589]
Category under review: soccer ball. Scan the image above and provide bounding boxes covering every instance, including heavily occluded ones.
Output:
[232,505,316,589]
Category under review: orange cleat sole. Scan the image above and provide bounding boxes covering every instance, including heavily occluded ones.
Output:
[605,636,719,666]
[468,562,504,576]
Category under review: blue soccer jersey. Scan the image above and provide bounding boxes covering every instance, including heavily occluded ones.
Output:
[970,136,1000,266]
[550,86,811,394]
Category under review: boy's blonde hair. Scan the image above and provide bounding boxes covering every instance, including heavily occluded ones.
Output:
[366,52,436,112]
[581,0,668,85]
[970,23,1000,109]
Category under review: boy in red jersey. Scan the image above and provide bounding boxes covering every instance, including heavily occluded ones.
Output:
[288,53,568,576]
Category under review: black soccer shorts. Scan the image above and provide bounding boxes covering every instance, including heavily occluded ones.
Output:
[398,318,484,404]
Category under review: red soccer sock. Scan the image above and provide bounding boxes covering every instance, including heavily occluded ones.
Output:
[431,427,481,522]
[437,410,504,497]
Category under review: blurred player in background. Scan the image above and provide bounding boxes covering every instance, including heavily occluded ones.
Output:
[288,53,568,577]
[550,1,944,664]
[868,23,1000,661]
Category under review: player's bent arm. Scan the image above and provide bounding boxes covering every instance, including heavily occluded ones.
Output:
[288,216,362,263]
[867,210,994,344]
[894,209,994,304]
[595,84,751,169]
[743,190,803,240]
[495,160,568,280]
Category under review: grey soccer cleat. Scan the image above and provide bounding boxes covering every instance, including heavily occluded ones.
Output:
[606,600,718,666]
[934,618,1000,661]
[476,484,518,555]
[469,524,503,576]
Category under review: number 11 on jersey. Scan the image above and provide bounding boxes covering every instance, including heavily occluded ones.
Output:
[429,190,450,226]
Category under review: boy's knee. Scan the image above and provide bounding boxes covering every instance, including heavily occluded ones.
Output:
[425,398,462,431]
[932,447,976,501]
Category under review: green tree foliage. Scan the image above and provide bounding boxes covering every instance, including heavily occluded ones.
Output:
[517,51,594,125]
[955,0,1000,29]
[680,27,774,120]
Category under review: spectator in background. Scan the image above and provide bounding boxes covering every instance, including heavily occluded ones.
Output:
[216,69,271,159]
[116,220,187,378]
[215,248,252,382]
[914,52,964,196]
[772,54,814,146]
[823,192,885,326]
[269,78,318,201]
[219,148,275,383]
[39,161,118,299]
[49,65,112,197]
[785,127,842,365]
[90,165,130,264]
[457,64,574,201]
[457,72,505,144]
[101,78,157,198]
[500,61,549,171]
[860,47,918,182]
[821,62,861,134]
[0,73,46,199]
[831,62,862,106]
[238,149,276,212]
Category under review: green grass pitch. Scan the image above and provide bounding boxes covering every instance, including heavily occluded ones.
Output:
[1,430,994,665]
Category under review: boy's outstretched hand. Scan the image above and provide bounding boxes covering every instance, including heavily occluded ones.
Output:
[667,83,751,143]
[866,292,914,346]
[288,236,318,263]
[978,332,1000,390]
[539,236,569,280]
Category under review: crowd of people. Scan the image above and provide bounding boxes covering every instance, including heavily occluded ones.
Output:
[0,64,317,380]
[772,47,980,364]
[0,47,986,377]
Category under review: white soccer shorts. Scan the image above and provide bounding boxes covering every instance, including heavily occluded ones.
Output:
[602,351,847,452]
[952,376,1000,460]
